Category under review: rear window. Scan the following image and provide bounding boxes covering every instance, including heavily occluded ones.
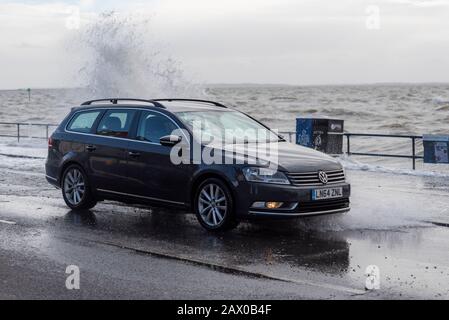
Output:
[67,111,101,133]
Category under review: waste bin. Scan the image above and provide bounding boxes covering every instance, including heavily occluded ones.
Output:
[423,135,449,164]
[296,118,344,155]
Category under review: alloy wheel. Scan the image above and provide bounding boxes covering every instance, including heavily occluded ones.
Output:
[63,168,86,206]
[198,183,228,227]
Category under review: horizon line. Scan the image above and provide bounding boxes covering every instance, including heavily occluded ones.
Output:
[1,81,449,91]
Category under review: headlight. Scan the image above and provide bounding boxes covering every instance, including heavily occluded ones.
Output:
[242,167,291,185]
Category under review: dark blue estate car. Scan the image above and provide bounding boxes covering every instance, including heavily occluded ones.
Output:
[46,99,350,231]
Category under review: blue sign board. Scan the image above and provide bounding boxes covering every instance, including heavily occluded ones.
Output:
[296,119,314,148]
[423,135,449,164]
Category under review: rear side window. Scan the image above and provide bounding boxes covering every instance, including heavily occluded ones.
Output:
[67,111,101,133]
[97,110,137,138]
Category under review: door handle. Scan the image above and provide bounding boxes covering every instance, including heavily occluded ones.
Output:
[86,145,97,152]
[128,151,141,158]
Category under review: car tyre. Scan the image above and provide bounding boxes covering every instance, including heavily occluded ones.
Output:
[62,164,97,210]
[194,178,239,232]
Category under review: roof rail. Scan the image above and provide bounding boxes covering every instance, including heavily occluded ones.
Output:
[81,98,166,109]
[153,99,228,109]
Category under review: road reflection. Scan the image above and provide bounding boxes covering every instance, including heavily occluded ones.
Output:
[63,206,350,275]
[64,210,97,227]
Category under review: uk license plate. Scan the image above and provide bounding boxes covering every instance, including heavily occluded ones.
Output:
[313,187,343,201]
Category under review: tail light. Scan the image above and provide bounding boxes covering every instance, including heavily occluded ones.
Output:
[48,137,53,149]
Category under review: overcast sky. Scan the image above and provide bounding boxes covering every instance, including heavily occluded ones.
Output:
[0,0,449,89]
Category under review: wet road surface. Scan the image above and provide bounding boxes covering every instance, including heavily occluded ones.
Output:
[1,153,449,299]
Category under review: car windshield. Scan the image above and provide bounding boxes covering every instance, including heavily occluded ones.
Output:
[175,110,282,144]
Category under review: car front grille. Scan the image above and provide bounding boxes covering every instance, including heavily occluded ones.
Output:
[287,169,346,186]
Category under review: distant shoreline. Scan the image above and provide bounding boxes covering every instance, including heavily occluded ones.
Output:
[1,82,449,91]
[206,82,449,88]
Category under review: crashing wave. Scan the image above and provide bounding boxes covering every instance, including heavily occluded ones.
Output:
[73,11,202,99]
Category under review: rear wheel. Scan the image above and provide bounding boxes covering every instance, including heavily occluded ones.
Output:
[194,178,239,232]
[62,165,97,210]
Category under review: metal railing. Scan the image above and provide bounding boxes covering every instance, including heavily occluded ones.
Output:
[0,123,425,170]
[0,122,58,142]
[344,133,423,170]
[281,131,424,170]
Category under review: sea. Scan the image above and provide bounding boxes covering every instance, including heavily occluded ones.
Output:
[1,84,448,172]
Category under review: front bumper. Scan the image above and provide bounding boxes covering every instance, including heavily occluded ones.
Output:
[234,181,351,218]
[249,202,351,218]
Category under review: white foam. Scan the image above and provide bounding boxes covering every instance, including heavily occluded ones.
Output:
[72,12,202,98]
[0,140,47,157]
[338,155,449,178]
[432,96,449,105]
[295,157,449,232]
[299,188,433,232]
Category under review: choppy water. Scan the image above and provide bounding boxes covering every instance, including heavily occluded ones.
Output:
[207,84,449,135]
[0,84,448,172]
[1,84,448,132]
[206,84,449,171]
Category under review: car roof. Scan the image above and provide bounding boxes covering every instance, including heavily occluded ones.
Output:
[73,99,234,113]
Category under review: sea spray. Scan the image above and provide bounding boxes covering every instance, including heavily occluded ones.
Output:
[74,11,202,98]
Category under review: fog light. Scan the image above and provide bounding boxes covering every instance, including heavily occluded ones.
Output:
[266,202,284,209]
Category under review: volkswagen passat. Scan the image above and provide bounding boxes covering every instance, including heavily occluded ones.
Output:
[46,98,350,231]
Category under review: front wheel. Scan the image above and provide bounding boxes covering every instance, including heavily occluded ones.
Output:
[62,164,97,210]
[194,178,239,232]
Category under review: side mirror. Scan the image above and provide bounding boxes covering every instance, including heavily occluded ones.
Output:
[160,135,182,147]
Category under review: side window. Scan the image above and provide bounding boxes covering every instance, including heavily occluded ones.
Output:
[136,111,178,144]
[97,110,137,138]
[67,111,101,133]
